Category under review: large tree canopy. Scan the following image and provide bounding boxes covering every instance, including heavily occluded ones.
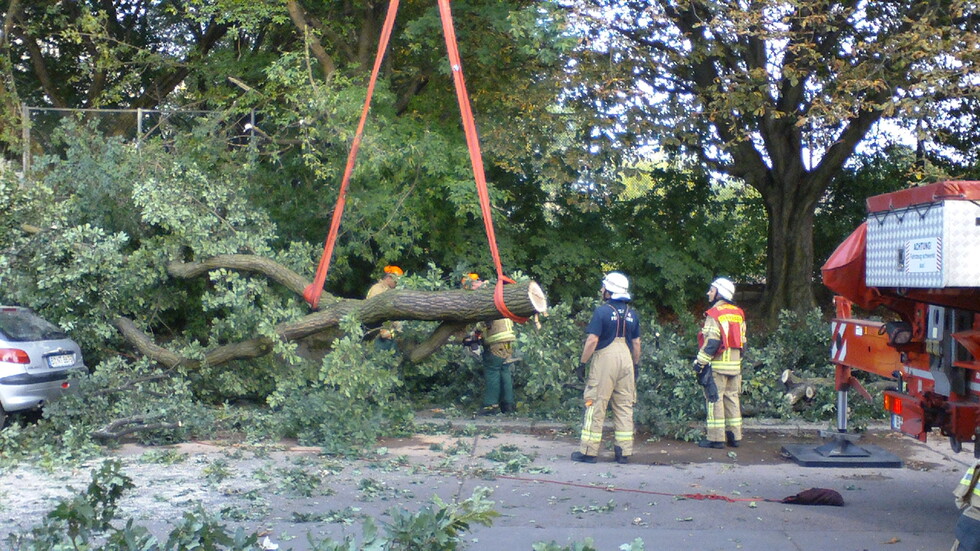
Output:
[562,0,980,320]
[6,0,979,328]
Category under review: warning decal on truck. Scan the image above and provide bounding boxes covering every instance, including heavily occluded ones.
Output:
[906,237,941,274]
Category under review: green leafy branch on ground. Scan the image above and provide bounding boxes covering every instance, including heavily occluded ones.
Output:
[11,461,631,551]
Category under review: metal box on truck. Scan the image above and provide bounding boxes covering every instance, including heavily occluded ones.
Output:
[865,181,980,288]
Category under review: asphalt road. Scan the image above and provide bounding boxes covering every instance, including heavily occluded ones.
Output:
[384,416,969,551]
[1,414,970,551]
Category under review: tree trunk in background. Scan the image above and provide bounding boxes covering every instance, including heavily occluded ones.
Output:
[761,180,820,324]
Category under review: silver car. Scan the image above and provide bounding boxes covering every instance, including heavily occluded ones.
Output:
[0,306,86,426]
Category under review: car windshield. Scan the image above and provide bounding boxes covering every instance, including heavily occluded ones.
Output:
[0,309,68,341]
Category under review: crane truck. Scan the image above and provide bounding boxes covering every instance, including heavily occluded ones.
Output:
[821,180,980,458]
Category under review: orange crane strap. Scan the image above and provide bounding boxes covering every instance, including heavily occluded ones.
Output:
[303,0,401,310]
[435,0,527,323]
[304,0,528,324]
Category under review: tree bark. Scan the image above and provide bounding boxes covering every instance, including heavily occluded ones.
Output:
[762,191,817,321]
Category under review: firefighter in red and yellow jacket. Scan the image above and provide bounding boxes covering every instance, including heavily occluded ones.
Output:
[953,459,980,550]
[694,277,746,449]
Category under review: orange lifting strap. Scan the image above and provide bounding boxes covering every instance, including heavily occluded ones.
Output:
[302,0,528,324]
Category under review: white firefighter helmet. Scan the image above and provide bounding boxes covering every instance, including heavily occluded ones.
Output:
[711,277,736,301]
[602,272,631,301]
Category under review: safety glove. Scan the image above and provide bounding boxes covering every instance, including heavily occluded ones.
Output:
[694,361,719,403]
[576,362,588,383]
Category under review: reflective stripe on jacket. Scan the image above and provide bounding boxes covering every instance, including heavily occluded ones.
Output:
[697,302,746,374]
[700,303,745,350]
[956,463,980,510]
[484,319,515,345]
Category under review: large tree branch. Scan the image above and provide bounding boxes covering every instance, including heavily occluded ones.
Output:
[285,0,337,79]
[92,416,182,441]
[15,28,66,107]
[123,254,547,368]
[407,321,469,363]
[1,0,21,50]
[130,19,229,109]
[810,101,885,186]
[356,3,380,68]
[394,73,430,116]
[302,7,356,65]
[167,254,331,304]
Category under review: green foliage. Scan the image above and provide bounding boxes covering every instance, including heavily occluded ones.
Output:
[302,487,499,551]
[9,474,500,551]
[608,167,766,312]
[275,466,323,497]
[139,449,189,465]
[264,317,414,452]
[633,322,707,441]
[42,357,215,446]
[6,460,134,550]
[512,303,591,420]
[203,458,234,484]
[743,308,887,423]
[383,486,500,551]
[0,417,101,472]
[161,506,259,550]
[532,538,644,551]
[741,309,830,419]
[8,474,260,551]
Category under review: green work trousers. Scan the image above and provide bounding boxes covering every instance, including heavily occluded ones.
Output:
[580,338,635,456]
[482,348,514,408]
[374,336,397,352]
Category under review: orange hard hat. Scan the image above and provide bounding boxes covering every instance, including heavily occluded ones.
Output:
[462,272,480,283]
[383,265,403,276]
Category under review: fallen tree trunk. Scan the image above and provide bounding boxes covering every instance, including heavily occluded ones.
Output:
[115,254,549,368]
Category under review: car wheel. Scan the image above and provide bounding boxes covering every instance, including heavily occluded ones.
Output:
[0,406,6,429]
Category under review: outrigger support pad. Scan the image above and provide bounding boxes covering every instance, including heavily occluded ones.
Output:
[781,389,903,468]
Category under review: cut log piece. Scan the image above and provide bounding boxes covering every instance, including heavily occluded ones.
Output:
[781,369,832,406]
[780,369,897,407]
[783,384,816,406]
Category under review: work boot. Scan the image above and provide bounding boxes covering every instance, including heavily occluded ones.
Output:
[570,451,597,464]
[697,439,724,449]
[477,405,500,416]
[500,403,516,414]
[726,431,740,448]
[614,446,629,465]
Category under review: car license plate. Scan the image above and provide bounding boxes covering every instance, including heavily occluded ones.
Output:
[47,354,74,368]
[891,414,903,431]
